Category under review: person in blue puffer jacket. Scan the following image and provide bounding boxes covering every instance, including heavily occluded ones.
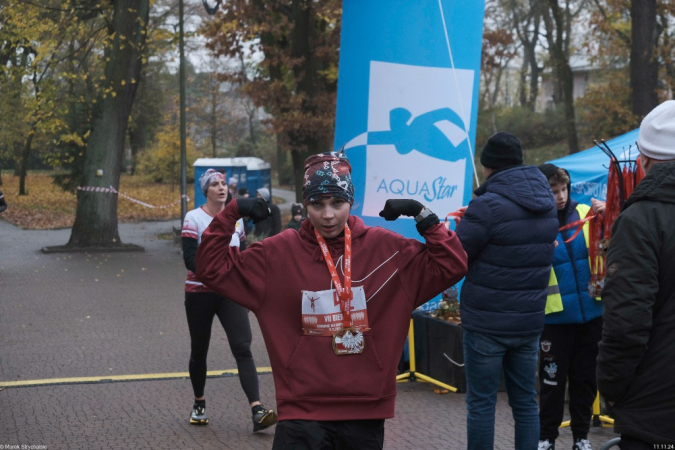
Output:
[537,164,606,450]
[455,132,559,450]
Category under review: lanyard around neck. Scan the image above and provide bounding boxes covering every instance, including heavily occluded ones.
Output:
[314,225,352,328]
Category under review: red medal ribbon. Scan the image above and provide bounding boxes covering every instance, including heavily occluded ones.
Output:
[315,225,353,328]
[559,210,597,243]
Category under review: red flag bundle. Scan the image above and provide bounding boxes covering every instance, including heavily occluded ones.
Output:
[586,143,646,297]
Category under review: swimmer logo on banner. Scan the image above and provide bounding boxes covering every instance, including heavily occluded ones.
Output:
[334,0,485,237]
[361,61,471,217]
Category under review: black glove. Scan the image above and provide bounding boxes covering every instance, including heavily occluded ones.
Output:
[236,198,270,223]
[379,199,424,221]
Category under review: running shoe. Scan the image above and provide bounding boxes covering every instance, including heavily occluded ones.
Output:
[573,438,592,450]
[189,401,209,425]
[539,439,555,450]
[252,404,277,432]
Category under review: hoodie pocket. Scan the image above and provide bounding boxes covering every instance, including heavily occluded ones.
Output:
[286,335,385,399]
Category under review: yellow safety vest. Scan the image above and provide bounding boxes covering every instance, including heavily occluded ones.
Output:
[545,203,600,315]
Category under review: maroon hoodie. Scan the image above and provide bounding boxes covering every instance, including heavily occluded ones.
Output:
[196,200,467,421]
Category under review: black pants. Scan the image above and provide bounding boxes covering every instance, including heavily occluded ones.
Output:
[272,419,385,450]
[539,317,603,441]
[185,291,260,403]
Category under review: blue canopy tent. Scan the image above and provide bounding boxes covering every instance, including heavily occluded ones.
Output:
[546,129,640,205]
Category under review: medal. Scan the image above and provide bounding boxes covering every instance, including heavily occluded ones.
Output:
[332,326,365,355]
[315,225,364,356]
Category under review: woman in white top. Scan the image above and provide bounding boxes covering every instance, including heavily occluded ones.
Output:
[180,169,277,431]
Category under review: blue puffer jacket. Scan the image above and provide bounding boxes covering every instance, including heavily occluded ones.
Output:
[546,200,603,324]
[456,165,558,336]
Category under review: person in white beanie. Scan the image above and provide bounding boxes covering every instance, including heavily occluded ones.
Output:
[597,100,675,449]
[228,177,239,198]
[252,188,281,238]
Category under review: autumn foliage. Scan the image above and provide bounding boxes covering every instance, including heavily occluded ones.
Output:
[201,1,340,150]
[0,172,189,230]
[135,124,200,184]
[200,0,341,200]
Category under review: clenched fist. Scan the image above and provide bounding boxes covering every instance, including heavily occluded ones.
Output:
[379,199,424,221]
[237,198,270,223]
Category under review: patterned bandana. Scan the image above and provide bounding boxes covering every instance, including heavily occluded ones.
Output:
[199,169,226,196]
[303,151,355,204]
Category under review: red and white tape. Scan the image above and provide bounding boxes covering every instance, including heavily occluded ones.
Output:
[77,185,189,209]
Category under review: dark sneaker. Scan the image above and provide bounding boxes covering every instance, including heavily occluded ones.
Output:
[573,439,592,450]
[539,439,555,450]
[189,402,209,425]
[252,405,277,432]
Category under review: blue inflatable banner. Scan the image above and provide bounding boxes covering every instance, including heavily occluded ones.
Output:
[334,0,486,309]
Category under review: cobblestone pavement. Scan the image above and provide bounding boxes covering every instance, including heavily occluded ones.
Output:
[0,218,617,449]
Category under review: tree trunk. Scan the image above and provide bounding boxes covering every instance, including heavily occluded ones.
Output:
[291,146,313,203]
[13,142,22,176]
[630,0,659,118]
[510,0,541,111]
[519,58,528,107]
[528,50,540,110]
[288,0,332,197]
[211,94,218,157]
[68,0,149,248]
[545,0,579,153]
[18,129,36,196]
[561,62,579,153]
[276,136,293,186]
[248,109,256,145]
[527,6,541,110]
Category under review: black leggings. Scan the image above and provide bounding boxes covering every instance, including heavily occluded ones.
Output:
[185,291,260,403]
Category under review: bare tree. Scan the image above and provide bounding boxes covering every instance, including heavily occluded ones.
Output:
[542,0,587,153]
[506,0,544,110]
[630,0,660,118]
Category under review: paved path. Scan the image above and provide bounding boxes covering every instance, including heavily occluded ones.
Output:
[272,188,297,211]
[0,218,617,449]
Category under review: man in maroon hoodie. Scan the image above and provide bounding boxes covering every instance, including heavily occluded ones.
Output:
[196,151,467,449]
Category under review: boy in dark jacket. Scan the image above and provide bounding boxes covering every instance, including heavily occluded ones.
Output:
[455,132,559,450]
[285,203,304,231]
[597,100,675,448]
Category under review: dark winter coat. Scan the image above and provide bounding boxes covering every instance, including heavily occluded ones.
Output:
[286,218,304,231]
[597,161,675,444]
[253,203,282,238]
[456,165,558,336]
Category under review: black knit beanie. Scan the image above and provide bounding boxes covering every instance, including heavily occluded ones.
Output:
[480,132,523,169]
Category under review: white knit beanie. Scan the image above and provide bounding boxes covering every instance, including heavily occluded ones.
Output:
[257,188,270,202]
[637,100,675,160]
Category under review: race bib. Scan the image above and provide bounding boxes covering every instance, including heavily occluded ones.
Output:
[301,286,369,336]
